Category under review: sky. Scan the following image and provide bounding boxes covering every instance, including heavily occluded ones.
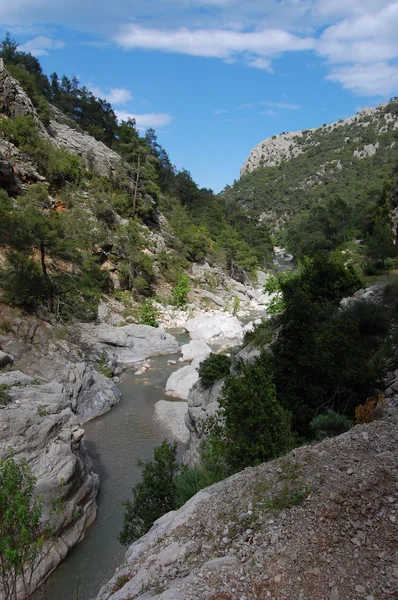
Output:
[1,0,397,192]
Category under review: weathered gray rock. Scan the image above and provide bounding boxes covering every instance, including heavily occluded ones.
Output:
[185,315,243,346]
[79,323,180,367]
[183,379,225,466]
[154,400,189,444]
[0,349,14,367]
[96,416,398,600]
[165,357,205,400]
[48,106,122,176]
[180,340,211,362]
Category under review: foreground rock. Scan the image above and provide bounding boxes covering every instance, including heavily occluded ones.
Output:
[0,313,180,595]
[154,400,189,444]
[95,416,398,600]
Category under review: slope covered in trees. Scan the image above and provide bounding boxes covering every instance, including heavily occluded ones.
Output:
[0,33,275,321]
[223,100,398,258]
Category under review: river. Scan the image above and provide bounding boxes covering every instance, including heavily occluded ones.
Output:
[42,331,189,600]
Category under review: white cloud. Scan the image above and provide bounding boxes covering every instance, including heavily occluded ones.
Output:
[2,0,398,97]
[248,57,273,71]
[115,110,173,128]
[326,63,398,97]
[89,86,133,105]
[259,108,278,116]
[114,24,315,64]
[215,109,227,114]
[19,35,64,56]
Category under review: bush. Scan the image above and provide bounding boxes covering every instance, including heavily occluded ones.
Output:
[119,441,179,546]
[310,410,351,440]
[171,275,191,307]
[1,251,46,310]
[199,353,232,389]
[243,319,273,347]
[219,355,292,471]
[175,466,202,506]
[137,300,159,328]
[0,385,10,406]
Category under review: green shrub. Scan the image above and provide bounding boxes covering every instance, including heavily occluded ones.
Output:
[119,441,179,546]
[171,275,191,307]
[175,466,201,506]
[137,301,159,328]
[1,251,46,310]
[198,353,232,389]
[243,319,273,347]
[310,410,351,440]
[219,355,292,471]
[0,385,10,406]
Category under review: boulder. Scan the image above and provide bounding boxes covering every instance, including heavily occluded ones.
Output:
[181,340,211,362]
[79,323,180,366]
[185,315,243,347]
[165,364,201,400]
[154,400,189,444]
[0,349,13,367]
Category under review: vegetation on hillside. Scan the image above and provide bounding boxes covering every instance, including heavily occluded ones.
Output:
[0,32,274,315]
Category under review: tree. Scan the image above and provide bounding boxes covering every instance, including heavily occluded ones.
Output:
[0,32,18,63]
[218,355,292,471]
[119,441,179,546]
[366,216,396,270]
[0,454,53,600]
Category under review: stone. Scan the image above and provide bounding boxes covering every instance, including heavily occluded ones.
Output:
[154,400,189,444]
[185,314,243,346]
[181,340,212,362]
[0,350,13,367]
[165,364,201,400]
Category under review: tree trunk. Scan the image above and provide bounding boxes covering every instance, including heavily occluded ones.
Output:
[40,241,53,312]
[132,155,141,218]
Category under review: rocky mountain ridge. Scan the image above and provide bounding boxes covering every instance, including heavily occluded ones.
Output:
[240,103,395,176]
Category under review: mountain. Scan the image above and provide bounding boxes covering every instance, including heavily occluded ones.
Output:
[224,100,398,229]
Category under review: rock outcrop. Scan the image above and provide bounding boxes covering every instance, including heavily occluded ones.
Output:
[0,59,122,179]
[95,415,398,600]
[0,310,180,593]
[240,103,396,177]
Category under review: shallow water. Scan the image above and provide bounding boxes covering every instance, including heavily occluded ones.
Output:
[42,332,189,600]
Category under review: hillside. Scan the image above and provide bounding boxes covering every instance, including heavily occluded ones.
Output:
[225,101,398,230]
[95,414,398,600]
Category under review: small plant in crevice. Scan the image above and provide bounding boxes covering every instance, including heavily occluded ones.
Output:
[0,385,10,406]
[98,349,113,378]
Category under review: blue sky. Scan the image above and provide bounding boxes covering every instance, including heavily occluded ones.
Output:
[1,0,397,191]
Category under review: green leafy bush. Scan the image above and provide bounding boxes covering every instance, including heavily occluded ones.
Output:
[1,251,46,310]
[310,410,351,440]
[219,355,292,471]
[119,441,179,546]
[0,385,10,406]
[199,353,232,389]
[171,275,191,307]
[137,300,159,328]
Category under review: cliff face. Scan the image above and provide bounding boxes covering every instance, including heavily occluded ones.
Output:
[95,414,398,600]
[240,104,396,177]
[0,58,122,180]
